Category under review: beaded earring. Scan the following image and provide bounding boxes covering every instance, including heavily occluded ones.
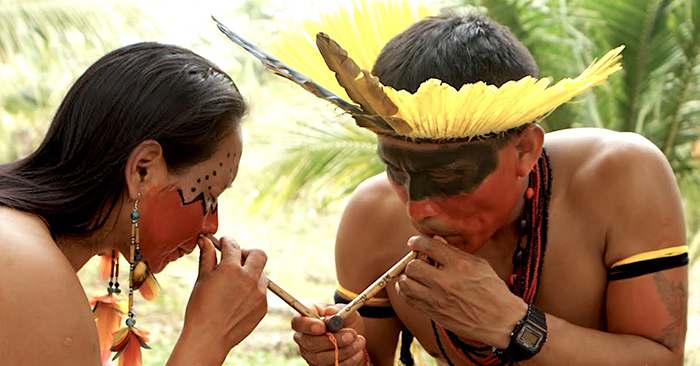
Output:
[111,193,152,366]
[91,249,128,364]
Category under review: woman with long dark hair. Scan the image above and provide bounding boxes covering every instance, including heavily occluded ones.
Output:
[0,42,268,365]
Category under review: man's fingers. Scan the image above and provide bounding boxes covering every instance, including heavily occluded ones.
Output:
[291,313,327,335]
[403,256,441,287]
[339,346,367,366]
[293,329,360,355]
[407,234,463,266]
[197,237,217,278]
[299,335,365,366]
[395,273,432,309]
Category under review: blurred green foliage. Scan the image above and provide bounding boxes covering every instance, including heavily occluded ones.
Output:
[1,0,699,364]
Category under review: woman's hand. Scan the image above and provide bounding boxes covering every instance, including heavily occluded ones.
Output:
[168,235,268,366]
[292,304,367,366]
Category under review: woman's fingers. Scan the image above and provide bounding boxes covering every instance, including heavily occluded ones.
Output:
[197,236,217,278]
[218,236,242,266]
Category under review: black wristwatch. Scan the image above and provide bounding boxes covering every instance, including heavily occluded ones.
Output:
[494,303,547,362]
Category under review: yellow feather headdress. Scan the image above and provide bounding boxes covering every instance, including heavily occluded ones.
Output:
[215,0,623,140]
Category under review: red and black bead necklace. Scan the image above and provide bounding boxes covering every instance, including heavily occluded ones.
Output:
[431,148,552,366]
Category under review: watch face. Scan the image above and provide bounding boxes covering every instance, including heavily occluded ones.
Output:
[518,324,544,349]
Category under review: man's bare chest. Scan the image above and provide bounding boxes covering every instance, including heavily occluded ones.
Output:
[385,201,609,364]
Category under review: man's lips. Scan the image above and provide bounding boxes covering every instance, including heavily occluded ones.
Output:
[438,234,465,246]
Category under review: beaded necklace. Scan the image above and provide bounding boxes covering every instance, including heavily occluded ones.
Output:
[431,148,552,366]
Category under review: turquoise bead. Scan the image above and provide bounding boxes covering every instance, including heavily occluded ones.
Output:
[130,211,139,220]
[126,317,136,327]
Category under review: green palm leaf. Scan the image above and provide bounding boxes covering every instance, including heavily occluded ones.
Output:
[249,117,383,212]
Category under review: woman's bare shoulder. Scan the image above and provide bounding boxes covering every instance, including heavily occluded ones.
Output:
[0,207,101,365]
[0,206,64,271]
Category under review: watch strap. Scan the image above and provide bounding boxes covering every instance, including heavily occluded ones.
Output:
[495,303,547,362]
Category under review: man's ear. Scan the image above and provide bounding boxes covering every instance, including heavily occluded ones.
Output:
[514,124,545,177]
[124,140,168,200]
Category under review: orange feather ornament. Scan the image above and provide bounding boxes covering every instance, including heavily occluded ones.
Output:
[132,260,161,301]
[91,293,128,363]
[111,326,151,366]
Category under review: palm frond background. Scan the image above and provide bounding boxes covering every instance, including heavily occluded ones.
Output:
[249,118,381,212]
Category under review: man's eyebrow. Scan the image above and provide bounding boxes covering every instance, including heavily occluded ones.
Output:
[377,155,394,166]
[441,160,479,170]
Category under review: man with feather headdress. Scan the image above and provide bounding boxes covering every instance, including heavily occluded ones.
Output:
[217,1,688,365]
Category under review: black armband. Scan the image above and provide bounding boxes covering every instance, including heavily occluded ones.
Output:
[608,245,688,281]
[334,285,396,319]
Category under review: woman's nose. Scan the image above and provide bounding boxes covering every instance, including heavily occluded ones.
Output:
[201,210,219,234]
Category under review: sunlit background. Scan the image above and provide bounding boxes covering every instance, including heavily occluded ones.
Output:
[1,0,698,364]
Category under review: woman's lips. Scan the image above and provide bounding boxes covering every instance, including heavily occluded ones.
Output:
[176,246,194,258]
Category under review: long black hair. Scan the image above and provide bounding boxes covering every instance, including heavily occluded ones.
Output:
[0,42,247,237]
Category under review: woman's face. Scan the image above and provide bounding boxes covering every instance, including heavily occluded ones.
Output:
[138,130,243,273]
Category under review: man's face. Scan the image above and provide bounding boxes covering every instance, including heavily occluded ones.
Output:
[139,130,243,273]
[377,135,522,253]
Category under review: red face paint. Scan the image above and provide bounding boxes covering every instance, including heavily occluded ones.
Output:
[139,187,212,273]
[137,131,242,273]
[380,136,522,253]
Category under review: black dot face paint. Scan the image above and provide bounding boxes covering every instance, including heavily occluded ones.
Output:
[172,132,243,222]
[179,170,223,216]
[377,138,499,201]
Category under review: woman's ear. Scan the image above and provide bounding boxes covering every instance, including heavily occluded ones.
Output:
[124,140,168,199]
[514,124,545,177]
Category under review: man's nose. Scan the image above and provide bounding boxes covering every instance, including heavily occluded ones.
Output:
[407,199,439,222]
[201,210,219,234]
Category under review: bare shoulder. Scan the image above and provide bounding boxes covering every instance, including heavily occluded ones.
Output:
[335,173,417,291]
[0,207,101,365]
[546,128,685,265]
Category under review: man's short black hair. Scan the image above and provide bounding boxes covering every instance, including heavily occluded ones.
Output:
[372,12,538,92]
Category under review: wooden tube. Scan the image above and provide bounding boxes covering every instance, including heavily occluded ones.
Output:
[325,251,418,332]
[203,234,320,320]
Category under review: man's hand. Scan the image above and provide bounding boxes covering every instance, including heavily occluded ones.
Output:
[396,235,527,349]
[292,304,368,366]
